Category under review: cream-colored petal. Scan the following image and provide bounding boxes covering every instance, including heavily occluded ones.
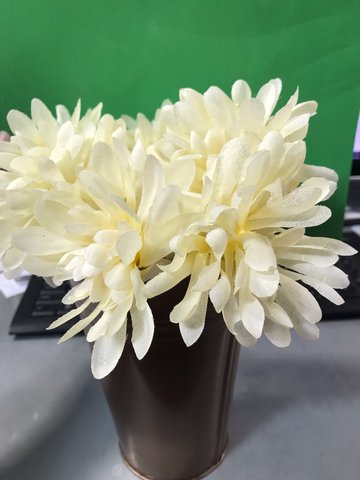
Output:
[299,275,344,306]
[89,275,108,302]
[248,267,279,298]
[170,289,202,324]
[292,316,320,340]
[242,234,276,272]
[239,289,265,338]
[116,230,142,265]
[7,109,39,141]
[192,261,220,292]
[291,101,318,117]
[146,184,181,229]
[264,301,293,328]
[206,228,227,260]
[22,255,59,277]
[87,295,130,343]
[278,275,322,324]
[47,297,92,329]
[179,292,208,347]
[62,279,91,305]
[271,228,306,246]
[209,274,231,313]
[130,267,146,311]
[299,164,338,184]
[238,98,265,133]
[138,155,165,220]
[2,247,25,270]
[159,254,187,273]
[248,206,331,230]
[282,262,349,289]
[256,78,281,121]
[259,131,285,164]
[12,227,76,255]
[276,245,338,268]
[275,287,319,341]
[39,157,65,183]
[264,320,291,348]
[94,229,119,245]
[231,79,251,106]
[165,158,196,191]
[91,321,127,379]
[56,104,71,123]
[203,86,233,127]
[104,263,132,291]
[58,303,104,343]
[222,295,240,334]
[144,254,193,298]
[298,236,357,256]
[233,321,257,347]
[131,302,154,359]
[281,113,310,141]
[87,310,113,342]
[85,244,110,268]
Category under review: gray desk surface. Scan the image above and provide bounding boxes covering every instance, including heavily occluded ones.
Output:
[0,291,360,480]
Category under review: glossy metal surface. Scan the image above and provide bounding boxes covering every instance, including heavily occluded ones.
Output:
[101,284,240,480]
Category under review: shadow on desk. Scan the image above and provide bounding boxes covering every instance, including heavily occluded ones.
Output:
[229,351,360,451]
[1,379,117,480]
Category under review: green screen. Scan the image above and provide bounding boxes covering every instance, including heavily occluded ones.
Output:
[0,0,359,237]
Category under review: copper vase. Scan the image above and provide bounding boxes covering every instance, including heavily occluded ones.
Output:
[100,284,240,480]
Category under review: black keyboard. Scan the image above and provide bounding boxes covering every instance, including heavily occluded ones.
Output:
[8,232,360,336]
[8,276,75,335]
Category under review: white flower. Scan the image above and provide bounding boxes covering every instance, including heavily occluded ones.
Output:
[131,78,327,195]
[0,99,126,276]
[0,80,357,379]
[11,137,201,379]
[145,145,355,349]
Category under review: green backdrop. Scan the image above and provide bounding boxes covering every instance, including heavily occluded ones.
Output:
[0,0,359,237]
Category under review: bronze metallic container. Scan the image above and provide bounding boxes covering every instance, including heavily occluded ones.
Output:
[101,285,240,480]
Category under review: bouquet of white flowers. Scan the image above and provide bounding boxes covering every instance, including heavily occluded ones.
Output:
[0,79,356,379]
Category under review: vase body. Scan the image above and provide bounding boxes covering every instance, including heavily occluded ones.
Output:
[100,284,240,480]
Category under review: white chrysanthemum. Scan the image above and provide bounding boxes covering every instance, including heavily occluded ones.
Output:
[129,78,338,195]
[0,80,357,379]
[0,99,127,277]
[11,137,201,379]
[144,141,356,348]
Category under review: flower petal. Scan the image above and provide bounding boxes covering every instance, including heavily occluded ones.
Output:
[206,228,228,260]
[264,301,293,328]
[256,78,282,121]
[278,276,322,324]
[131,302,154,359]
[238,98,265,133]
[298,236,357,256]
[209,273,231,313]
[138,155,165,220]
[233,321,257,347]
[144,255,193,298]
[248,267,279,298]
[264,320,291,347]
[170,289,202,324]
[239,289,265,338]
[231,79,251,106]
[242,234,276,271]
[192,261,220,292]
[13,227,76,255]
[58,303,104,343]
[91,321,127,379]
[179,292,208,347]
[116,230,142,265]
[7,109,39,141]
